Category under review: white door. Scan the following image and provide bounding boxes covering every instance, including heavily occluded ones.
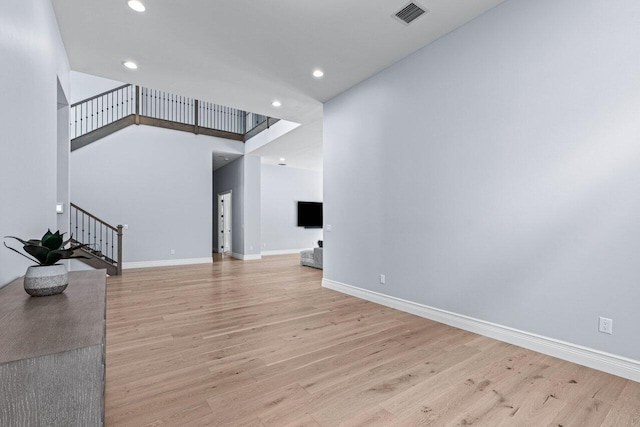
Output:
[218,191,232,254]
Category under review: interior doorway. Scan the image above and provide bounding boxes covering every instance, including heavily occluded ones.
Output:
[217,191,232,256]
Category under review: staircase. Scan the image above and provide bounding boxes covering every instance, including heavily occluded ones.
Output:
[70,203,122,276]
[70,84,279,151]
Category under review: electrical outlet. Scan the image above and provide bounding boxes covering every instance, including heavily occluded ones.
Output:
[380,274,386,284]
[326,224,332,232]
[599,317,613,334]
[170,249,175,255]
[123,224,129,230]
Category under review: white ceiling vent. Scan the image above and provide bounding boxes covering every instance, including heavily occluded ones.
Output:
[394,2,428,25]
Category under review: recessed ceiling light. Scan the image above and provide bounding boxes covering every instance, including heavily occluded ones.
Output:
[224,158,229,161]
[272,100,281,107]
[122,61,138,70]
[127,1,146,12]
[279,157,286,162]
[313,69,324,78]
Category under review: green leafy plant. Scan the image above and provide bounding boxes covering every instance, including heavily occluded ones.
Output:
[4,230,87,266]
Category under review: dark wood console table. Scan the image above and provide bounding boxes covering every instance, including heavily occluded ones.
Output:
[0,270,106,426]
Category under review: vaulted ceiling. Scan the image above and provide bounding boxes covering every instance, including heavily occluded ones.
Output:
[53,0,504,170]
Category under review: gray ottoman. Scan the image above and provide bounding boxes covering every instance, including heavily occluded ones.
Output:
[300,248,323,269]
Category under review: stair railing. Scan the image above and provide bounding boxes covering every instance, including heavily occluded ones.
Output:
[70,203,123,275]
[70,84,275,141]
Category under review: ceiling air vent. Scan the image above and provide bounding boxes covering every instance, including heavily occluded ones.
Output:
[394,2,428,25]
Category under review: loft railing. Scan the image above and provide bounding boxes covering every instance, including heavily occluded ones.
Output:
[198,100,245,134]
[70,84,276,142]
[70,203,123,275]
[139,87,196,126]
[245,113,267,133]
[70,84,134,139]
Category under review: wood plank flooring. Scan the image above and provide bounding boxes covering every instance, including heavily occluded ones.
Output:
[105,254,640,426]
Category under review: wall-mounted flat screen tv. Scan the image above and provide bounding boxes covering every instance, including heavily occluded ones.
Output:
[297,201,323,228]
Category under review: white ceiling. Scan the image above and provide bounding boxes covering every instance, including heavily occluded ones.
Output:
[53,0,504,170]
[251,119,323,171]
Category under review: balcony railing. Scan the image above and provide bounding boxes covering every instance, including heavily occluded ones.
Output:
[70,84,276,144]
[70,84,134,139]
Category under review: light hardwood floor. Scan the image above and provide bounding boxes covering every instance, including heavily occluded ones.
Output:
[105,254,640,426]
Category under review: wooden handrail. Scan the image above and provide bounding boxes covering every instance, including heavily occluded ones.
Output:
[70,84,131,108]
[70,203,118,231]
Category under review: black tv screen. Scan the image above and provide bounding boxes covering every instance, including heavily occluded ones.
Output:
[297,201,323,228]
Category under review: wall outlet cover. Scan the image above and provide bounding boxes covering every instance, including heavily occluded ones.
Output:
[599,317,613,335]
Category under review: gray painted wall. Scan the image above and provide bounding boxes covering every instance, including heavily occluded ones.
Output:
[243,156,262,256]
[71,125,243,263]
[324,0,640,360]
[0,0,70,287]
[261,165,323,252]
[57,81,70,234]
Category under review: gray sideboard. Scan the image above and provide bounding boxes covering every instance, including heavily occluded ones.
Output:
[0,270,106,427]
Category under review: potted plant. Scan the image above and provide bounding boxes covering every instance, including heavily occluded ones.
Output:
[4,230,86,296]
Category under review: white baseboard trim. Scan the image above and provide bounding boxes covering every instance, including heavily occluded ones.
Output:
[262,248,310,256]
[231,253,262,261]
[322,278,640,382]
[123,257,213,269]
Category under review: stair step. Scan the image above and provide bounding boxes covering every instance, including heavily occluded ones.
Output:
[74,247,118,276]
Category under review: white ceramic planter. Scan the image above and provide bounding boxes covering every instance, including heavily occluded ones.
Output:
[23,264,68,297]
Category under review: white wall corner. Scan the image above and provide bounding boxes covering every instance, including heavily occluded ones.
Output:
[322,278,640,383]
